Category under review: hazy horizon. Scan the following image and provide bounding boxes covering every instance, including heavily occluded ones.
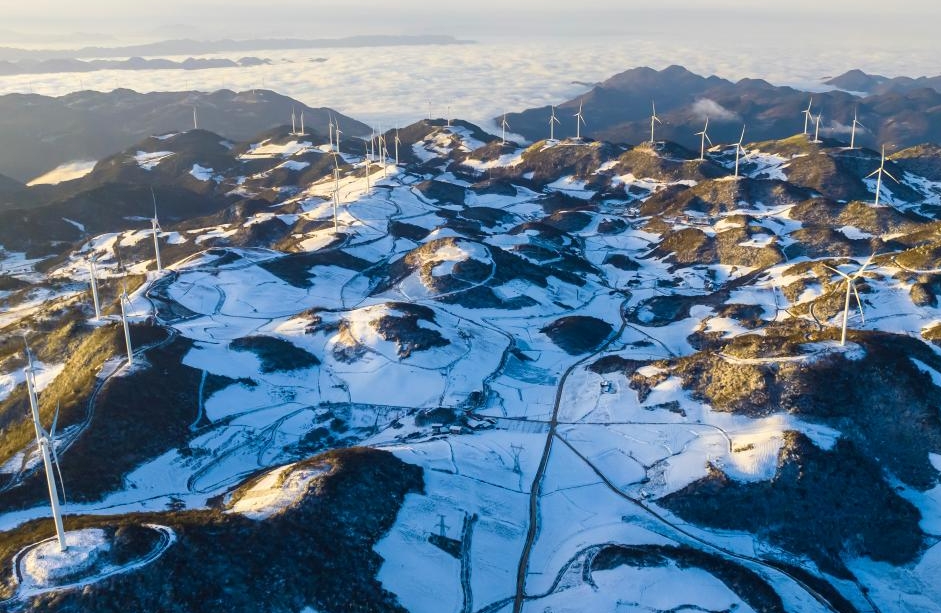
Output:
[3,0,940,48]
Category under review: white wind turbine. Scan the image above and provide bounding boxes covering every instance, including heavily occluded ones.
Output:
[334,124,343,154]
[812,113,823,143]
[733,124,747,178]
[802,97,814,135]
[379,133,388,178]
[24,345,68,551]
[87,258,101,321]
[695,117,712,161]
[574,101,587,141]
[650,100,662,143]
[501,113,510,146]
[363,143,371,191]
[119,284,134,365]
[192,106,198,130]
[823,253,875,346]
[850,108,865,149]
[548,106,561,142]
[300,111,305,136]
[328,118,334,151]
[151,189,163,272]
[332,155,341,235]
[394,128,401,166]
[866,146,899,206]
[291,108,297,135]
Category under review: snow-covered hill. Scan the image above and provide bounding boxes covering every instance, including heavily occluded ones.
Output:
[1,115,940,613]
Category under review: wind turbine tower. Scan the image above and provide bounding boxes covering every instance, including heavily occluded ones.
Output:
[574,101,587,141]
[394,129,401,166]
[334,125,343,154]
[695,117,712,161]
[650,101,662,144]
[151,189,163,272]
[501,113,510,146]
[734,125,746,178]
[812,113,823,143]
[193,106,198,131]
[300,111,305,136]
[850,108,865,149]
[333,156,341,234]
[291,108,297,135]
[866,146,899,206]
[24,346,67,551]
[802,97,814,135]
[549,106,560,142]
[120,286,134,365]
[364,144,371,191]
[824,253,874,346]
[88,258,101,320]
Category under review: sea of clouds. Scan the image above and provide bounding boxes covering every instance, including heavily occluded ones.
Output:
[0,35,936,134]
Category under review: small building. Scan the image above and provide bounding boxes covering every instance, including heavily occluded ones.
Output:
[431,424,446,435]
[600,380,614,394]
[449,425,463,435]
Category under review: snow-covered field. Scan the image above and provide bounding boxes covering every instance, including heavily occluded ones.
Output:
[2,122,941,612]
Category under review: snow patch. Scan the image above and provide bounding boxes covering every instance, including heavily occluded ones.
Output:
[229,462,328,520]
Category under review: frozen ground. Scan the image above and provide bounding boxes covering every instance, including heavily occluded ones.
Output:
[2,122,940,613]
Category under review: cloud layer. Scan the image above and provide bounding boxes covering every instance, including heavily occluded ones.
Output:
[0,36,936,133]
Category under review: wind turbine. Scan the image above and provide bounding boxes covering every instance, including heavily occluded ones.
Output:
[866,146,899,206]
[802,97,814,135]
[695,117,712,161]
[291,108,297,135]
[334,125,343,154]
[332,155,341,235]
[650,100,662,144]
[501,113,510,146]
[151,189,163,272]
[300,111,305,136]
[120,284,134,365]
[88,258,101,321]
[548,106,560,142]
[812,113,823,143]
[363,144,371,191]
[823,253,875,346]
[192,106,198,130]
[328,119,334,151]
[850,108,865,149]
[733,125,746,178]
[379,134,388,178]
[394,128,401,166]
[24,345,67,551]
[574,101,587,141]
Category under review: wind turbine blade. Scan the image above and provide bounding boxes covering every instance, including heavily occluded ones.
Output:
[822,264,852,280]
[851,282,865,324]
[50,402,59,439]
[865,169,880,179]
[654,116,662,124]
[855,251,878,277]
[705,133,713,146]
[883,169,900,183]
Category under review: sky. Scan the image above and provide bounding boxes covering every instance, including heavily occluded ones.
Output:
[2,0,940,45]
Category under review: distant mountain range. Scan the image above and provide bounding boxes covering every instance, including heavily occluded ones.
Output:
[504,66,941,151]
[0,89,370,182]
[825,69,941,96]
[0,56,271,76]
[0,35,473,62]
